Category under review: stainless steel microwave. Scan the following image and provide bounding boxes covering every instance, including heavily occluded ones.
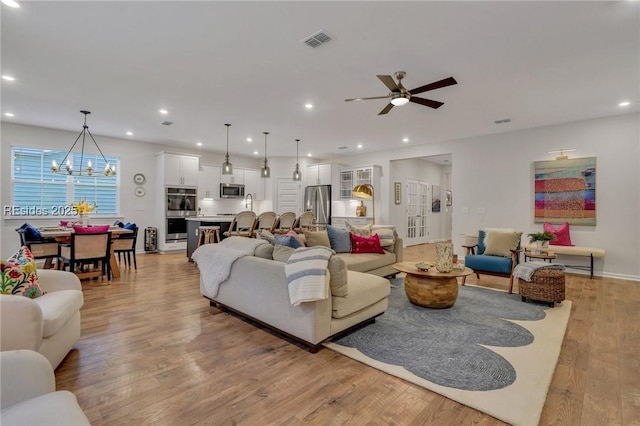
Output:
[220,183,245,198]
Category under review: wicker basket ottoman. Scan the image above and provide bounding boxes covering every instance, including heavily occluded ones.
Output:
[519,269,565,307]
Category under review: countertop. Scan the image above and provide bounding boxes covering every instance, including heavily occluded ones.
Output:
[186,216,235,222]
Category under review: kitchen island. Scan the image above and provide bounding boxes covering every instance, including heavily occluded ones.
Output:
[186,216,235,260]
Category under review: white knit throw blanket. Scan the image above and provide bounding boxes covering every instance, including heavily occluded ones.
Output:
[513,261,565,282]
[192,237,268,298]
[285,246,334,306]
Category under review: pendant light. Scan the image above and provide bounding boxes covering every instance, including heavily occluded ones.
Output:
[221,123,233,175]
[292,139,301,181]
[261,132,271,178]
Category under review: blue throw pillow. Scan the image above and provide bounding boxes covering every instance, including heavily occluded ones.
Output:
[274,234,302,249]
[123,222,137,230]
[113,220,125,227]
[326,225,351,253]
[20,223,42,241]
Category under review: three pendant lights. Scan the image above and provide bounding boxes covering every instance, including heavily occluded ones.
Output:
[221,124,301,180]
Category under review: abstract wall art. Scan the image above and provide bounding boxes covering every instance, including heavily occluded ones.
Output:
[533,157,596,225]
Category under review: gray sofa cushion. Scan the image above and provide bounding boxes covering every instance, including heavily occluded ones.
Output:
[332,271,389,318]
[335,251,397,273]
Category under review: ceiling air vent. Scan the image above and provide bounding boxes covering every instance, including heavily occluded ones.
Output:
[494,118,512,124]
[302,30,332,48]
[338,146,348,150]
[161,121,173,126]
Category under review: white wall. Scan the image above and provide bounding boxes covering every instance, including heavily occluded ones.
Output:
[0,122,262,257]
[328,113,639,280]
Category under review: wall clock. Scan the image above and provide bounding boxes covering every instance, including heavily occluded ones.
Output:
[133,173,146,185]
[134,186,146,197]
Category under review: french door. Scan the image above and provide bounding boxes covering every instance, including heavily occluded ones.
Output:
[405,178,430,246]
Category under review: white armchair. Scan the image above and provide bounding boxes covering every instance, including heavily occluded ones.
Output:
[1,350,90,425]
[0,269,84,369]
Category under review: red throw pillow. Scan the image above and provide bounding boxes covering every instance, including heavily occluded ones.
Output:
[73,225,110,234]
[350,233,385,254]
[543,222,573,246]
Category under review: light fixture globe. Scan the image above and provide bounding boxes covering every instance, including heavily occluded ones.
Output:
[292,138,302,181]
[390,93,410,106]
[261,132,271,178]
[222,123,233,175]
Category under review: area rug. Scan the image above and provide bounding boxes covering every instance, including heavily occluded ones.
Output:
[324,279,571,426]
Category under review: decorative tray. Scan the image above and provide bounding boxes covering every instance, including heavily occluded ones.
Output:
[415,262,433,271]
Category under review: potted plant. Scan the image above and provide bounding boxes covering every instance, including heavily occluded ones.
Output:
[527,231,555,253]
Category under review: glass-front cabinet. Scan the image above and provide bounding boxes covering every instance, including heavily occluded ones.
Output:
[339,170,354,199]
[339,166,381,199]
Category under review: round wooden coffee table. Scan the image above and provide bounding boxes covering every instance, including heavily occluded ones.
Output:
[393,262,474,309]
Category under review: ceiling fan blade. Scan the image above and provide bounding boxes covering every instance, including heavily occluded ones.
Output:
[409,77,458,95]
[377,75,399,92]
[378,103,394,115]
[410,97,444,109]
[345,96,389,102]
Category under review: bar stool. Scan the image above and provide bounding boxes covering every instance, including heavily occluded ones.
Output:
[197,226,221,247]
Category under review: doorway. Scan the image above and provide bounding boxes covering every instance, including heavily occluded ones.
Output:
[405,178,430,246]
[276,178,302,214]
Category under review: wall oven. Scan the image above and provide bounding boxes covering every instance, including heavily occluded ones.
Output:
[166,218,188,242]
[166,187,196,242]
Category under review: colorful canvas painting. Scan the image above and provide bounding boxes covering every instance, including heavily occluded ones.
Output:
[534,157,596,225]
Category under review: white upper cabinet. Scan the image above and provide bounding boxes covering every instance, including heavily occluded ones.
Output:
[243,169,264,200]
[339,166,381,199]
[305,164,333,187]
[163,153,199,187]
[220,168,244,185]
[198,165,221,199]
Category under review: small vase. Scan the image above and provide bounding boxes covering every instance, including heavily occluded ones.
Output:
[435,242,453,273]
[79,213,89,227]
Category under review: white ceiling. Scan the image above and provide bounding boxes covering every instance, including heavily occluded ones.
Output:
[1,1,638,160]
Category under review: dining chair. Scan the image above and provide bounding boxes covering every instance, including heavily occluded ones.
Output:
[223,211,258,238]
[58,232,112,281]
[293,210,315,233]
[272,211,297,235]
[112,225,138,270]
[16,227,59,269]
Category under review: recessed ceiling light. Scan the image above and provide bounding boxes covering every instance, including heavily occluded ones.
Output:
[4,112,15,117]
[357,144,363,149]
[126,131,133,136]
[402,138,409,143]
[196,142,202,146]
[618,101,631,107]
[307,153,312,157]
[253,151,259,155]
[305,103,313,109]
[1,0,20,8]
[2,75,15,81]
[246,137,252,142]
[159,109,168,114]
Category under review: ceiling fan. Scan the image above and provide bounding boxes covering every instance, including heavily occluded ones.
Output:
[345,71,457,115]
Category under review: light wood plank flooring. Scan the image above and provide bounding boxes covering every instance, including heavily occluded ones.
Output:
[53,244,640,425]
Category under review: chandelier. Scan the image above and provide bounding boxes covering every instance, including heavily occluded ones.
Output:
[50,110,116,176]
[292,139,301,181]
[222,123,233,175]
[261,132,271,178]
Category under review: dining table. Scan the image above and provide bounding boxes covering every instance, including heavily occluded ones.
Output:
[38,226,133,279]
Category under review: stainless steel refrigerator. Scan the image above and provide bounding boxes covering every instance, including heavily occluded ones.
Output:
[304,185,331,226]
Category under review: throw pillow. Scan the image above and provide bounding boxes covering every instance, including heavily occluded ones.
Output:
[372,225,396,253]
[272,245,295,262]
[484,231,522,257]
[303,230,331,248]
[326,225,351,253]
[286,230,306,247]
[73,225,110,234]
[254,243,274,259]
[328,256,348,297]
[257,229,275,245]
[350,233,385,254]
[347,222,372,237]
[544,222,573,246]
[0,246,45,298]
[274,234,302,249]
[123,222,137,230]
[19,223,43,241]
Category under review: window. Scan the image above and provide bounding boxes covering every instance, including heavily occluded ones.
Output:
[11,146,119,216]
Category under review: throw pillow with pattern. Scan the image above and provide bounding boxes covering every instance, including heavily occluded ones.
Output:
[372,225,396,253]
[347,222,372,237]
[0,246,45,298]
[258,229,275,245]
[350,233,385,254]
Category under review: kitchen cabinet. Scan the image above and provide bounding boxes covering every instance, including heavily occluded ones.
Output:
[338,166,381,199]
[305,164,333,187]
[198,164,221,199]
[243,169,264,200]
[162,153,199,187]
[220,168,244,185]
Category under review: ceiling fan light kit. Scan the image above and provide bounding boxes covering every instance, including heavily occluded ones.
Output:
[346,71,457,115]
[222,123,233,175]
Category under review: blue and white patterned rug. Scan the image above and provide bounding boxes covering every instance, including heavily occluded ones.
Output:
[325,279,571,426]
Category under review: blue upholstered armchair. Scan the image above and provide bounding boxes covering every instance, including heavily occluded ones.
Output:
[462,229,522,293]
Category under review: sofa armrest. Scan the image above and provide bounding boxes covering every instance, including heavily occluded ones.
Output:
[394,238,404,263]
[0,350,55,409]
[37,269,82,293]
[0,295,44,352]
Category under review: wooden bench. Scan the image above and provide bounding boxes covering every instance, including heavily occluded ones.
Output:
[522,244,606,279]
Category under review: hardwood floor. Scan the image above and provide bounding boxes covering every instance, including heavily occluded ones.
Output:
[54,244,640,425]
